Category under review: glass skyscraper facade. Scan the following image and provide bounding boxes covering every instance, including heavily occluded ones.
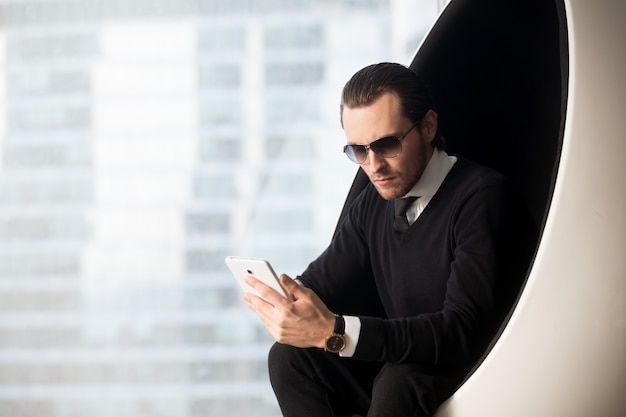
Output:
[0,1,440,416]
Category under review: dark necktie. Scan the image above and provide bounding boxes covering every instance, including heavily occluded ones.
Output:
[393,197,418,233]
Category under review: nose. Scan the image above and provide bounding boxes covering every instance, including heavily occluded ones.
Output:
[364,150,386,173]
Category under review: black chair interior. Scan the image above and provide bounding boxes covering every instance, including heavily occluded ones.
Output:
[336,0,567,236]
[332,0,568,386]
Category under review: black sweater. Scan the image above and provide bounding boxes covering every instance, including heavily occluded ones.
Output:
[299,157,537,379]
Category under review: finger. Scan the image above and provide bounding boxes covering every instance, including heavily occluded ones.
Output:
[244,296,281,338]
[243,292,264,310]
[245,275,290,307]
[244,292,281,335]
[279,274,310,300]
[278,274,298,289]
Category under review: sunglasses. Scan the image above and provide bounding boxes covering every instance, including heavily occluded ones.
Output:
[343,120,420,164]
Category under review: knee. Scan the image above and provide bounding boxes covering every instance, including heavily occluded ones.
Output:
[268,343,330,396]
[268,342,305,381]
[375,363,421,384]
[268,342,297,369]
[370,364,437,417]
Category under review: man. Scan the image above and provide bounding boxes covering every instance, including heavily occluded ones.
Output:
[244,63,536,417]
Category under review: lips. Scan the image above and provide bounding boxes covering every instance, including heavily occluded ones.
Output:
[374,177,395,187]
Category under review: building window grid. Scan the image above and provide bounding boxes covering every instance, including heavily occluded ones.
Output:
[0,3,440,417]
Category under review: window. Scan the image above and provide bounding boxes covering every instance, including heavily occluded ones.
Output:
[199,99,242,125]
[198,136,241,161]
[265,25,323,49]
[8,69,91,96]
[193,174,237,199]
[6,34,98,60]
[8,106,91,131]
[186,212,231,235]
[3,141,91,167]
[198,64,241,88]
[265,62,324,86]
[0,1,441,416]
[198,27,246,52]
[265,135,315,160]
[266,96,320,123]
[0,215,90,239]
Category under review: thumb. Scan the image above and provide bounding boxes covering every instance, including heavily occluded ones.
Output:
[279,274,308,298]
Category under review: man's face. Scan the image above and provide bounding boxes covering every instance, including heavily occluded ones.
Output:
[342,92,437,200]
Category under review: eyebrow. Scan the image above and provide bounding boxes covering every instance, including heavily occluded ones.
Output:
[347,131,403,146]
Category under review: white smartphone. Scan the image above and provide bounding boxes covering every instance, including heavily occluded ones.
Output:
[224,256,289,300]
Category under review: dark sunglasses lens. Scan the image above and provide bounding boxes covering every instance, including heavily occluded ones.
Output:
[370,136,401,158]
[344,145,367,163]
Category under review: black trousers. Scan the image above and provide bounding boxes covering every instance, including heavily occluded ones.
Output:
[268,343,443,417]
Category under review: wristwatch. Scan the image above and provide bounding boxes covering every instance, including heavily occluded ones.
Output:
[324,314,346,353]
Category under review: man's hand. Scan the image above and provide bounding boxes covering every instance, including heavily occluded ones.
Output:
[244,274,335,349]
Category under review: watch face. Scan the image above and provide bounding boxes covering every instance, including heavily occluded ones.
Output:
[325,334,346,353]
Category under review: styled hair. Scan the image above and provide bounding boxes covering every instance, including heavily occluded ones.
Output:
[340,62,445,150]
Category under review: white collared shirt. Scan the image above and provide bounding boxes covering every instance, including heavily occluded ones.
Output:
[404,148,457,225]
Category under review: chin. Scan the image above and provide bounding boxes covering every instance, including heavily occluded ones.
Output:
[374,185,405,200]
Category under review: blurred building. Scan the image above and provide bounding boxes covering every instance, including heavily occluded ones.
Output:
[0,1,439,416]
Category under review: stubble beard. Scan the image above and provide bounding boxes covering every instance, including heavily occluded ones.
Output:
[372,146,428,200]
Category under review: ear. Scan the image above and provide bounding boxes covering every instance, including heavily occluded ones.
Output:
[420,109,438,144]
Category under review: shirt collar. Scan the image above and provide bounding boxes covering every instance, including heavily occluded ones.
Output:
[403,148,457,198]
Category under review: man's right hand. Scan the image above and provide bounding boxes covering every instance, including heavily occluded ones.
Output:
[244,274,336,349]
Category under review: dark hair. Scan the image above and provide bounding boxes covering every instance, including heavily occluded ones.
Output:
[340,62,445,150]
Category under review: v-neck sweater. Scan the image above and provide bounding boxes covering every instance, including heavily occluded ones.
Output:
[299,156,537,378]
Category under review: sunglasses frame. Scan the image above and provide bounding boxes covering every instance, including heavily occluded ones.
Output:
[343,120,420,164]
